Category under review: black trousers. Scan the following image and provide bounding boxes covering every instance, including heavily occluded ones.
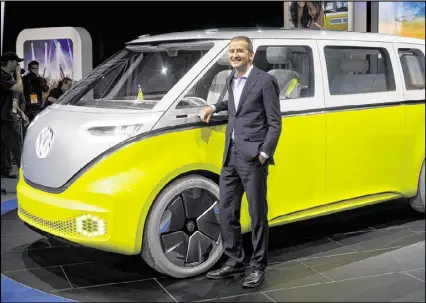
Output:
[0,120,23,169]
[0,141,12,173]
[219,140,269,270]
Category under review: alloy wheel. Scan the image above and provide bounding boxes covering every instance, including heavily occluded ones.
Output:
[159,187,221,267]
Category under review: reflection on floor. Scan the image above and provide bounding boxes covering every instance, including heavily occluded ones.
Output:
[1,198,425,302]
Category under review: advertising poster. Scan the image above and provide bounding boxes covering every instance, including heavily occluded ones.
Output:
[379,2,425,39]
[288,1,348,31]
[23,38,74,89]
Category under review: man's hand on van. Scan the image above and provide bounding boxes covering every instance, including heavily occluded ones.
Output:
[199,106,213,123]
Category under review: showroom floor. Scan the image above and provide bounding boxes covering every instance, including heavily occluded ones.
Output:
[1,177,425,302]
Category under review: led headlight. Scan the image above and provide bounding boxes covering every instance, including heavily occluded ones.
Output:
[87,124,144,136]
[75,214,106,238]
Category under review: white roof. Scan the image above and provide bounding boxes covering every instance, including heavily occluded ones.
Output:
[128,27,425,45]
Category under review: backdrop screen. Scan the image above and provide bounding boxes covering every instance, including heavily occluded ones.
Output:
[23,38,74,89]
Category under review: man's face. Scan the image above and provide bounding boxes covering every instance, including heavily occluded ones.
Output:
[29,64,39,76]
[7,60,19,72]
[62,80,72,91]
[228,39,253,70]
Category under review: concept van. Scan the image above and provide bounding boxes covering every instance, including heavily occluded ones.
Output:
[17,28,425,278]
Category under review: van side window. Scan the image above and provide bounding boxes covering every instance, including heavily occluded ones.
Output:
[324,46,396,95]
[176,54,232,109]
[253,46,315,99]
[398,48,425,90]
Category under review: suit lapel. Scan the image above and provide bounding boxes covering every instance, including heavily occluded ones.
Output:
[236,66,260,115]
[227,70,236,113]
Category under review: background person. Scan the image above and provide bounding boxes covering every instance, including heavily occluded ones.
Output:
[23,60,49,122]
[1,52,27,178]
[290,1,324,29]
[306,1,324,29]
[1,90,28,178]
[44,77,73,107]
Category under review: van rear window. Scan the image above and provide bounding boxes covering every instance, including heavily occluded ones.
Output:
[398,48,425,90]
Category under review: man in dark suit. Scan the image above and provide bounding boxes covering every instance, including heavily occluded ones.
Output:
[199,36,282,288]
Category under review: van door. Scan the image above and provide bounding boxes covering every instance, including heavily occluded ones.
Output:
[392,43,425,193]
[251,39,327,222]
[317,39,407,204]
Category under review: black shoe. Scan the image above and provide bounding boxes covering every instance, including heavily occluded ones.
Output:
[206,265,246,279]
[242,267,265,288]
[1,188,6,195]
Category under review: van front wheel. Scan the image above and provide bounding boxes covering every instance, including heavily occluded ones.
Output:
[141,175,223,278]
[410,161,425,214]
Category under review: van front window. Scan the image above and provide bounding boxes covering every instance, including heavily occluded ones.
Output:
[57,42,214,110]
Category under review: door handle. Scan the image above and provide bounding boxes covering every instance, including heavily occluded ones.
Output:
[176,113,200,119]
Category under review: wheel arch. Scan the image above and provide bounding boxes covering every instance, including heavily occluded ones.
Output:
[409,159,425,213]
[133,167,220,254]
[415,158,425,187]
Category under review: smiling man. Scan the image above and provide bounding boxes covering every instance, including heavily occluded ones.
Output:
[199,36,282,288]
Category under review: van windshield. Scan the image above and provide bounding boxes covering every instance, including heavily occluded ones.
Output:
[57,42,214,110]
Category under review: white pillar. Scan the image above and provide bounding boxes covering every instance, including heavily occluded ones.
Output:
[283,1,290,27]
[353,2,367,33]
[348,1,354,31]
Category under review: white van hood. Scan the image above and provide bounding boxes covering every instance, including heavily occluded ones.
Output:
[22,105,163,189]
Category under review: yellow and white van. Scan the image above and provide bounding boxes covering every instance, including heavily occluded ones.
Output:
[17,28,425,278]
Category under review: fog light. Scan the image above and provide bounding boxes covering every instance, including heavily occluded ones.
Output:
[75,214,106,237]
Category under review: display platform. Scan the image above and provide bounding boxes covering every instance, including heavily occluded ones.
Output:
[2,196,425,302]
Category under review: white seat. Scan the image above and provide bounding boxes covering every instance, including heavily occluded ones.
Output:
[266,47,301,99]
[330,59,387,95]
[206,55,231,105]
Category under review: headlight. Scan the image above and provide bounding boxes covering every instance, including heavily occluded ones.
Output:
[87,124,144,136]
[76,214,106,238]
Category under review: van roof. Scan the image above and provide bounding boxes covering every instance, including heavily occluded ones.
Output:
[128,27,425,45]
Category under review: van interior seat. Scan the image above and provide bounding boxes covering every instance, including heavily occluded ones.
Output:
[400,54,425,89]
[266,47,301,99]
[330,58,387,95]
[206,55,232,105]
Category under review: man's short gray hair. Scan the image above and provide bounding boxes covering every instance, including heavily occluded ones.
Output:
[230,36,254,53]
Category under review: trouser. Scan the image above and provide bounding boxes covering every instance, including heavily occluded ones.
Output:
[0,120,23,169]
[0,141,12,173]
[219,140,269,270]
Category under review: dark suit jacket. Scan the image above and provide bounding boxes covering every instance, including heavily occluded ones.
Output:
[213,66,282,165]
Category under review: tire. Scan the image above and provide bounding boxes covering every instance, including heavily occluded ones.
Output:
[410,161,425,214]
[141,175,223,278]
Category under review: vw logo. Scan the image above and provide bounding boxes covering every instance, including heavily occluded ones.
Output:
[35,126,54,159]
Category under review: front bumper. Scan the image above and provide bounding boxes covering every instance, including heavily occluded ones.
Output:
[17,174,141,255]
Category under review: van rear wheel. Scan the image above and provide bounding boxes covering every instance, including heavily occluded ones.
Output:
[410,161,425,214]
[141,175,223,278]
